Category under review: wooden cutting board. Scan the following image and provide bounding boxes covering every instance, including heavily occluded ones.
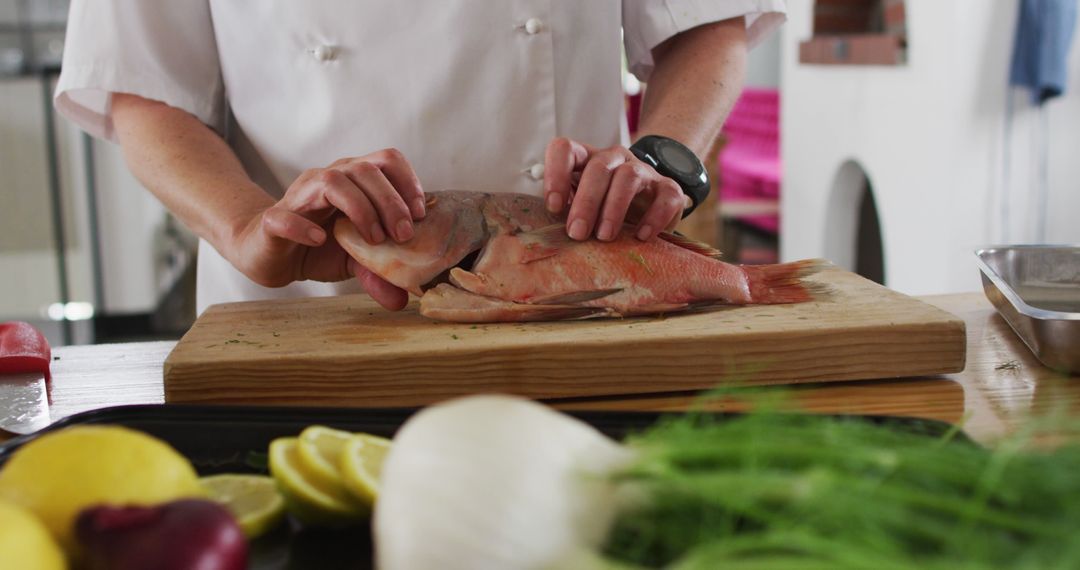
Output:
[164,266,966,407]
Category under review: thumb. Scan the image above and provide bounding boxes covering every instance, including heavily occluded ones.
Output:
[350,259,409,311]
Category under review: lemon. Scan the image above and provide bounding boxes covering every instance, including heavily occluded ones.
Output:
[268,437,366,527]
[0,425,202,553]
[340,433,391,506]
[0,500,67,570]
[297,425,354,491]
[200,474,286,539]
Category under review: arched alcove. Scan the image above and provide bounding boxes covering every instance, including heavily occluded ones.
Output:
[824,160,886,284]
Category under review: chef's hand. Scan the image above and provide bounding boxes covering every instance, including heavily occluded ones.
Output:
[543,137,690,242]
[233,149,424,310]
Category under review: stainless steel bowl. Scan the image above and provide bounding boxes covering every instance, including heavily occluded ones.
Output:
[975,245,1080,374]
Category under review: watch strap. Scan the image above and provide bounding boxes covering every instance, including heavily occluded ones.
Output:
[629,136,710,218]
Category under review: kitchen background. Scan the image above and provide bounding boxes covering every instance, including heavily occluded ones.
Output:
[2,0,1078,347]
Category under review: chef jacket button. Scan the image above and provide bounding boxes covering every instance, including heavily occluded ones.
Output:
[312,45,336,62]
[524,18,543,35]
[528,163,545,181]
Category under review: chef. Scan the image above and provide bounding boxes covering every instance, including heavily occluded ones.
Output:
[55,1,785,314]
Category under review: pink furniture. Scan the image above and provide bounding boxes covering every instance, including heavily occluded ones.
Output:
[718,88,781,234]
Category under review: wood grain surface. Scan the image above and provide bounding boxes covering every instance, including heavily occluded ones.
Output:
[12,293,1076,448]
[555,293,1080,445]
[163,266,966,407]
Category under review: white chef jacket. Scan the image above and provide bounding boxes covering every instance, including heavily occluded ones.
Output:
[55,1,785,314]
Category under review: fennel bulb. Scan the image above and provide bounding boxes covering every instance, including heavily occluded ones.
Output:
[374,395,635,570]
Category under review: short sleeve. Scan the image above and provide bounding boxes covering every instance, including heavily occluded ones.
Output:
[623,0,787,82]
[54,0,225,141]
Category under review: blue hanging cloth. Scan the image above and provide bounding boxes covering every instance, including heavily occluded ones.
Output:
[1010,0,1079,104]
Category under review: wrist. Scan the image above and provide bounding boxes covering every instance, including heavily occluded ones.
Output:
[220,188,276,256]
[629,135,710,218]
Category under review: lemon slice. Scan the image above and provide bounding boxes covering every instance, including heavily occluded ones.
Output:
[297,425,354,490]
[268,437,366,527]
[340,434,392,506]
[200,474,286,539]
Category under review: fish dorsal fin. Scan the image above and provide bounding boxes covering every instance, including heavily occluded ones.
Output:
[658,232,723,259]
[518,224,576,263]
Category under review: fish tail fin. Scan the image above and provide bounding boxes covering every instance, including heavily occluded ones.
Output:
[744,259,831,304]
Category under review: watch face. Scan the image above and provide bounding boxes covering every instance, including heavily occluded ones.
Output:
[656,139,698,176]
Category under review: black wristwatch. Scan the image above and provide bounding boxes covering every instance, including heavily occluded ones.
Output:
[629,135,710,218]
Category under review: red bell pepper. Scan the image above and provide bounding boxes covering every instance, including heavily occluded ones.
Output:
[0,321,52,383]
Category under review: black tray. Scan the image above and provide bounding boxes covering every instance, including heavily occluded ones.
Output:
[0,404,967,569]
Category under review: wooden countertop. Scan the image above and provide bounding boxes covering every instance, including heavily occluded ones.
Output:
[32,292,1080,446]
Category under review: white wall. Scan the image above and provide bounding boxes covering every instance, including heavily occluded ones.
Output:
[781,0,1080,295]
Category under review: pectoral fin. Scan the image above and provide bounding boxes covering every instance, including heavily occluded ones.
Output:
[448,267,488,294]
[518,224,577,264]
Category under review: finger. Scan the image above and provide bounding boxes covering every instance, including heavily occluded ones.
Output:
[365,148,427,220]
[278,168,334,213]
[543,137,591,215]
[313,168,386,244]
[635,179,686,241]
[596,162,650,241]
[337,162,414,243]
[350,259,409,311]
[668,194,694,231]
[566,150,626,241]
[261,207,327,247]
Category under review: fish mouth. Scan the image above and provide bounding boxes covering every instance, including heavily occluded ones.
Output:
[418,196,496,292]
[419,248,483,292]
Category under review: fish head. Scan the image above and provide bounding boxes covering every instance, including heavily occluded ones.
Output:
[334,191,490,296]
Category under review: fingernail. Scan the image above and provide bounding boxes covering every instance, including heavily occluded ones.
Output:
[569,219,588,241]
[546,193,562,213]
[369,223,386,244]
[308,227,325,245]
[411,198,427,219]
[395,219,414,242]
[597,220,615,241]
[636,225,653,241]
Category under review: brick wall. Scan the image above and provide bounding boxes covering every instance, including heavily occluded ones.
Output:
[802,0,907,66]
[813,0,877,35]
